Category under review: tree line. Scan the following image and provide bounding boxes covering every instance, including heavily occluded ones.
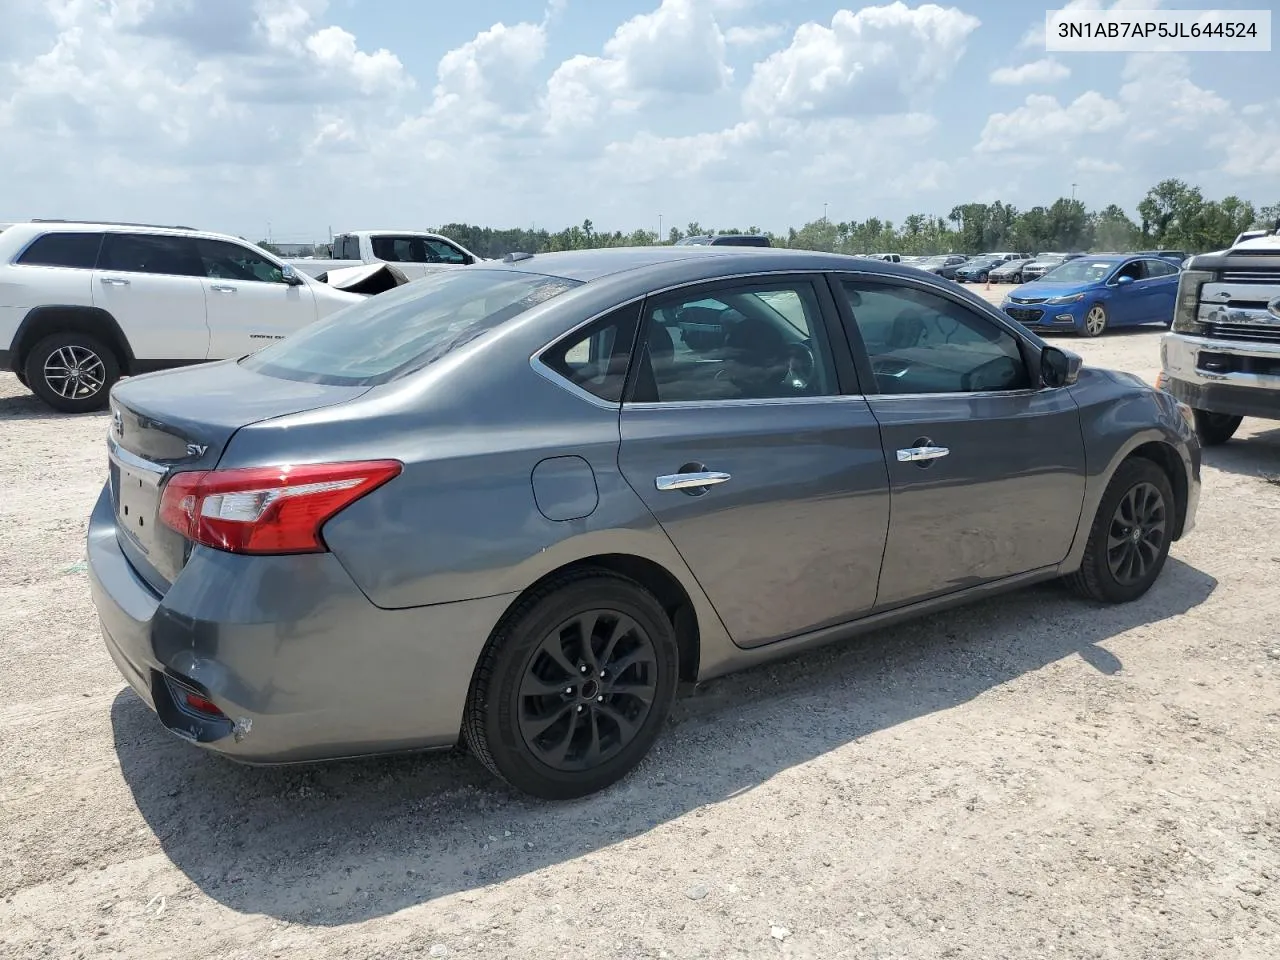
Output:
[431,179,1277,259]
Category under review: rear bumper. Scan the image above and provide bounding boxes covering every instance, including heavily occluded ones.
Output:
[87,484,516,763]
[1160,333,1280,420]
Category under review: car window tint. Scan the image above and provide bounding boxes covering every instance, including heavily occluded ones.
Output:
[17,232,103,269]
[242,268,580,386]
[338,236,360,260]
[425,239,468,264]
[1113,260,1145,282]
[631,281,835,403]
[840,280,1030,395]
[540,303,640,403]
[1145,259,1177,277]
[196,239,285,283]
[371,236,431,263]
[99,233,202,277]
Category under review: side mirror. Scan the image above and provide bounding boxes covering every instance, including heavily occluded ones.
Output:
[1114,275,1134,286]
[281,263,303,286]
[1041,345,1082,388]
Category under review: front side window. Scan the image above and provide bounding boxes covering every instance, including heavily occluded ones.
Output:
[630,281,836,403]
[1111,260,1146,282]
[540,303,640,403]
[99,233,202,277]
[840,279,1030,395]
[196,239,285,284]
[241,268,580,386]
[425,239,468,264]
[17,232,103,269]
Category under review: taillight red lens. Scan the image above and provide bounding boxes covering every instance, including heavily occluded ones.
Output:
[158,460,402,555]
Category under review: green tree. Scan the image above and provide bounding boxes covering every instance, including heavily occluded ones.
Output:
[1091,204,1141,251]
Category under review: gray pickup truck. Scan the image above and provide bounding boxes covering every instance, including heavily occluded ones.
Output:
[1159,225,1280,445]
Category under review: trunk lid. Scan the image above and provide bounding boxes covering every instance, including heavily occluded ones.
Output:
[106,360,370,592]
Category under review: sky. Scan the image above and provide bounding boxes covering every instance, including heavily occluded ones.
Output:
[0,0,1276,243]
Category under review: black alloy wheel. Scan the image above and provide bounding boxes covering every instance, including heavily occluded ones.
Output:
[517,610,659,771]
[1068,457,1176,603]
[463,570,678,799]
[1105,481,1167,587]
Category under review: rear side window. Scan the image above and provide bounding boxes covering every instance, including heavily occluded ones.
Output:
[99,233,202,277]
[17,232,103,269]
[337,236,360,260]
[540,302,641,403]
[242,268,581,386]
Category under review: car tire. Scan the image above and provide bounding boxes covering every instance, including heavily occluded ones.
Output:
[978,272,989,283]
[23,332,121,413]
[1080,304,1108,337]
[1068,457,1175,604]
[463,568,679,800]
[1192,409,1242,446]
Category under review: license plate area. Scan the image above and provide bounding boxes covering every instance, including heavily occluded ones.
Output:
[108,437,167,559]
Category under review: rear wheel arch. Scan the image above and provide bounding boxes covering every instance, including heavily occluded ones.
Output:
[485,554,701,685]
[14,305,134,373]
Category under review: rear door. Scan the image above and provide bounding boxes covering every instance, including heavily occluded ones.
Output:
[195,238,318,358]
[617,275,891,648]
[93,233,209,360]
[833,274,1087,610]
[1140,257,1180,323]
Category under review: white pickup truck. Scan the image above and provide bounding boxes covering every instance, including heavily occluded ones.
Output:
[287,230,486,284]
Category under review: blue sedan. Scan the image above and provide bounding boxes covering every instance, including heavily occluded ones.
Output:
[1000,254,1181,337]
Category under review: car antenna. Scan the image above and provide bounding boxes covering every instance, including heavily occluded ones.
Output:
[503,251,535,263]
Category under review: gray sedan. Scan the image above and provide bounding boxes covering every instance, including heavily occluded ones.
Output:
[89,247,1201,799]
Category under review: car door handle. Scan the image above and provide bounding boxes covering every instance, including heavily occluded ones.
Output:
[896,445,950,463]
[99,276,130,286]
[655,471,732,492]
[210,284,237,293]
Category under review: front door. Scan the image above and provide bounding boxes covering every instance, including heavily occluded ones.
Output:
[833,275,1087,609]
[195,238,319,358]
[617,276,891,648]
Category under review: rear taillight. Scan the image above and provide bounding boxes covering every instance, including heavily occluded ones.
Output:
[158,460,402,555]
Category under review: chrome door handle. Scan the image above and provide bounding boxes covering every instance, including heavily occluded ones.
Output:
[99,277,130,286]
[655,471,731,492]
[210,284,237,293]
[896,445,950,463]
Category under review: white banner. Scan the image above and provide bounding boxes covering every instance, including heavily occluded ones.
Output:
[1045,9,1271,52]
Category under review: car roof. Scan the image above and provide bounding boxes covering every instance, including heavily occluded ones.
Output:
[1,219,249,243]
[478,245,902,283]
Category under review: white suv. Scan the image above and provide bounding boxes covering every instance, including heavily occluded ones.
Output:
[0,221,364,412]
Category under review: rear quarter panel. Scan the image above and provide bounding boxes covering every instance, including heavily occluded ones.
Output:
[1060,368,1199,571]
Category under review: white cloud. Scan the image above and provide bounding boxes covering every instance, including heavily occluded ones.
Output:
[1076,157,1123,174]
[542,0,731,134]
[989,58,1069,86]
[976,91,1124,153]
[743,3,980,118]
[724,23,785,46]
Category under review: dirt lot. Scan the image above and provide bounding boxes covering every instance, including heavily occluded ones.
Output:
[2,301,1279,959]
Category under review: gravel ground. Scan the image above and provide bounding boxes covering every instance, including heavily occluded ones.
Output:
[2,300,1279,959]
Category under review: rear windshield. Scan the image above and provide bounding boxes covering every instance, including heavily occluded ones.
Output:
[241,269,581,386]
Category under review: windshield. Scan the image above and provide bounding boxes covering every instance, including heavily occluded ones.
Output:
[675,237,711,246]
[1042,260,1118,283]
[241,269,581,386]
